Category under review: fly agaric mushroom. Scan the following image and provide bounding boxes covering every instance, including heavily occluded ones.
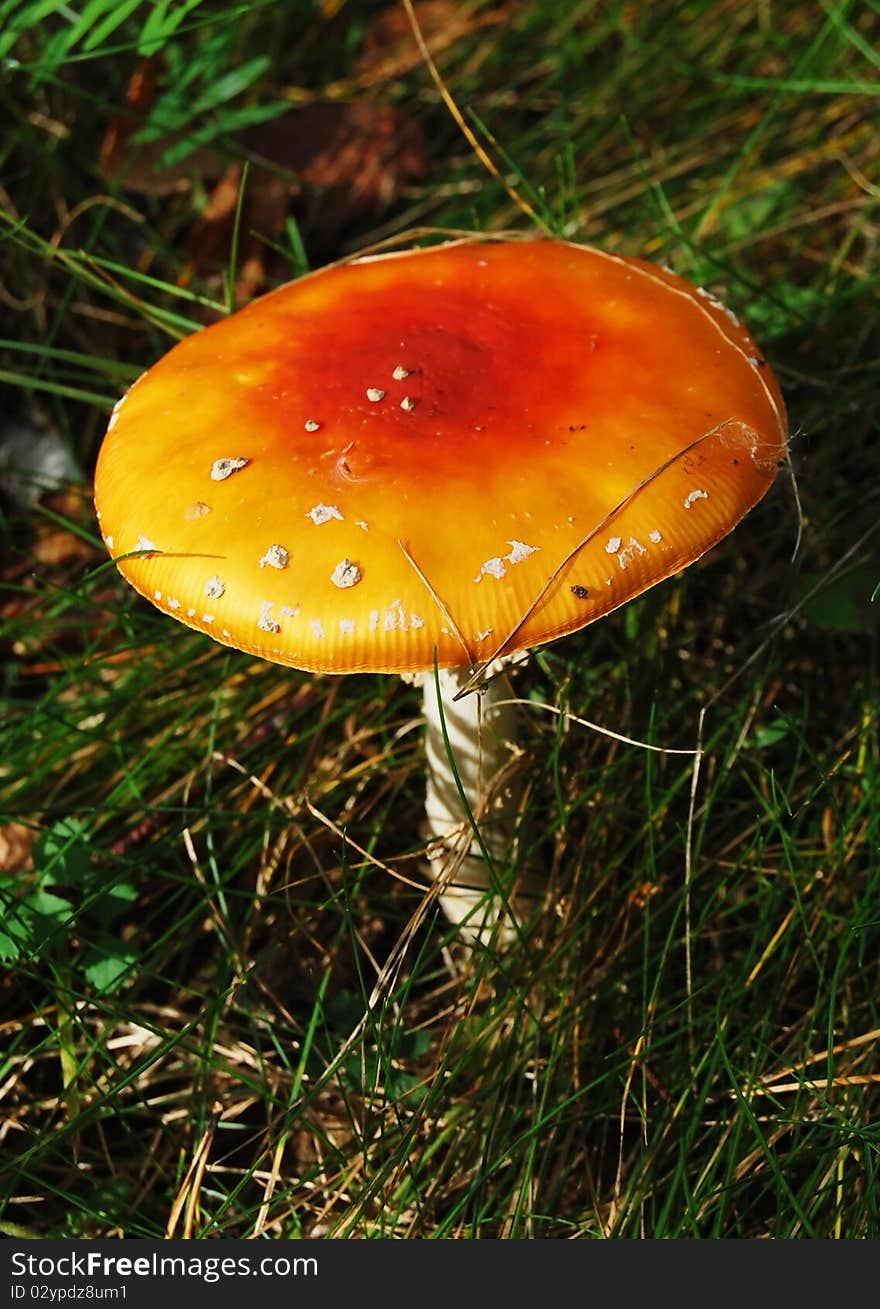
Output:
[94,238,787,943]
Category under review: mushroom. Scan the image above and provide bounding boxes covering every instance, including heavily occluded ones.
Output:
[94,238,788,944]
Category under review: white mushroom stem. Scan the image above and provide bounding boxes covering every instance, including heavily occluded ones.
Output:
[421,663,534,945]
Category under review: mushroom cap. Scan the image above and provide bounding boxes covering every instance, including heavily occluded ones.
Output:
[94,238,787,674]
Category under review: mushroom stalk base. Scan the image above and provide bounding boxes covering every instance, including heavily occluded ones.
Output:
[422,665,533,945]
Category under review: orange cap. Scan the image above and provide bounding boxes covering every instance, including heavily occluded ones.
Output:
[94,239,787,674]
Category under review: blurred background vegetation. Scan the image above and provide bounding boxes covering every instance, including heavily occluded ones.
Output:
[1,0,878,1238]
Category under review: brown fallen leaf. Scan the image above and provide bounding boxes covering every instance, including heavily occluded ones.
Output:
[181,97,429,304]
[98,55,222,194]
[31,489,102,567]
[0,823,36,874]
[98,15,438,300]
[106,95,429,298]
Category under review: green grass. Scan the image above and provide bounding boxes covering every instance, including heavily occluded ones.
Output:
[1,0,878,1238]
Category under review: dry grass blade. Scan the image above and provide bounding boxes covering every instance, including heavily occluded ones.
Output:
[164,1105,222,1239]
